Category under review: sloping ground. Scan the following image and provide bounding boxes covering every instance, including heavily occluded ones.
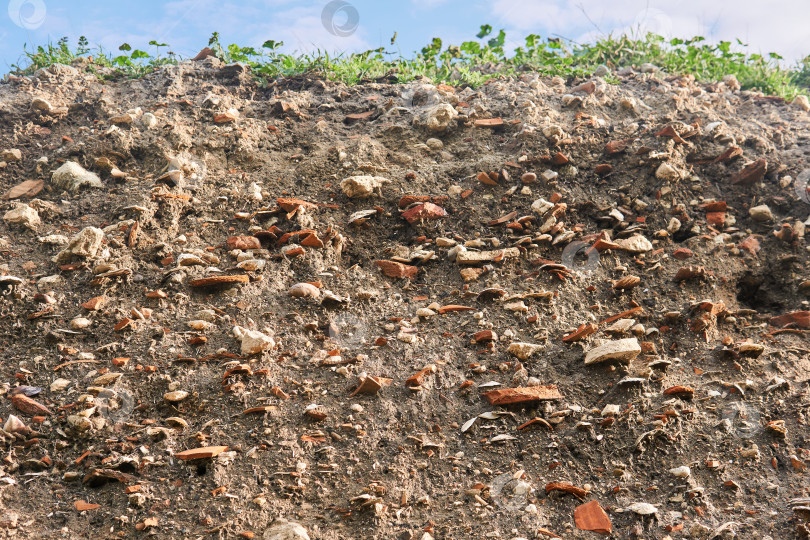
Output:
[0,57,808,539]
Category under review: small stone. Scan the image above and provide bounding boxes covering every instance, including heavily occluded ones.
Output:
[233,326,275,355]
[792,95,810,112]
[722,74,741,91]
[416,103,458,133]
[749,204,773,222]
[669,466,691,478]
[507,342,543,360]
[164,390,189,402]
[67,415,93,432]
[288,283,320,299]
[50,378,72,393]
[628,502,658,515]
[584,338,641,365]
[263,519,310,540]
[3,204,40,229]
[70,317,91,330]
[1,149,22,162]
[593,65,610,77]
[640,63,657,73]
[615,235,653,253]
[340,176,389,198]
[55,227,104,264]
[425,138,443,150]
[655,162,680,182]
[51,162,103,191]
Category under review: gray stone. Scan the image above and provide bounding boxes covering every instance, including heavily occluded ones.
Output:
[52,162,102,191]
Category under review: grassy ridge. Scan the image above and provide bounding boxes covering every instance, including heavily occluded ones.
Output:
[8,26,810,98]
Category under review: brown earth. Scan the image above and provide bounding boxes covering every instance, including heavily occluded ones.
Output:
[0,56,808,539]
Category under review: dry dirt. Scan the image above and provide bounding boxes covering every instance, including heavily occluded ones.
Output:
[0,56,808,540]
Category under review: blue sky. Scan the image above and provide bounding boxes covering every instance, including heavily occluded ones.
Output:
[2,0,808,73]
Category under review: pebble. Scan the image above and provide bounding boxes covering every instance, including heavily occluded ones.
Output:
[655,163,680,182]
[288,283,320,299]
[584,338,641,365]
[669,466,691,478]
[164,390,189,402]
[792,95,810,112]
[640,63,658,73]
[233,326,275,355]
[615,235,653,253]
[51,161,103,191]
[628,502,658,515]
[263,519,310,540]
[1,149,22,162]
[69,317,91,330]
[749,204,773,222]
[593,64,610,77]
[3,204,40,229]
[425,138,443,150]
[507,342,543,360]
[417,103,458,132]
[340,175,389,198]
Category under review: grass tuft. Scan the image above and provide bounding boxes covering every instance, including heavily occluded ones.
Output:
[8,27,809,98]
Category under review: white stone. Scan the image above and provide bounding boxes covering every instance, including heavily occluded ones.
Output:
[3,204,40,229]
[669,466,691,478]
[233,326,275,355]
[51,161,102,191]
[792,95,810,112]
[584,338,641,365]
[628,502,658,515]
[340,176,389,198]
[417,103,458,132]
[50,378,72,392]
[601,404,621,416]
[1,149,22,162]
[55,227,104,263]
[263,520,310,540]
[70,317,91,330]
[655,162,680,182]
[749,204,773,222]
[615,235,652,253]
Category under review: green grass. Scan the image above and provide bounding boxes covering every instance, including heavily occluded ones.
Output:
[8,26,810,98]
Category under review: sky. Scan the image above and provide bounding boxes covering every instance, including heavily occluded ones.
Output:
[1,0,809,73]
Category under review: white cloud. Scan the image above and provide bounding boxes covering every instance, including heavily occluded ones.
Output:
[489,0,810,63]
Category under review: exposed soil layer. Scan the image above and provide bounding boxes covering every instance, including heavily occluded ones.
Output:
[0,57,808,539]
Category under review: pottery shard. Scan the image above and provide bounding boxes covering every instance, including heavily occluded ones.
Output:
[263,519,310,540]
[55,227,104,264]
[340,176,389,198]
[375,260,418,279]
[507,342,544,360]
[3,179,44,200]
[175,446,228,460]
[11,394,52,416]
[482,385,563,405]
[233,326,275,355]
[769,310,810,329]
[575,500,612,534]
[731,158,767,185]
[614,235,652,253]
[189,275,249,288]
[401,202,447,223]
[51,162,103,191]
[584,338,641,365]
[456,248,520,265]
[227,236,261,250]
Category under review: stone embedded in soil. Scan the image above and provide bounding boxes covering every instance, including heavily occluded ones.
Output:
[574,500,612,534]
[175,446,228,460]
[263,519,310,540]
[481,385,563,405]
[749,204,773,222]
[340,175,389,198]
[507,342,544,360]
[584,338,641,365]
[51,161,102,191]
[288,283,320,299]
[189,275,250,288]
[614,235,652,253]
[3,203,40,229]
[416,103,458,132]
[233,326,275,355]
[11,394,52,416]
[55,227,104,264]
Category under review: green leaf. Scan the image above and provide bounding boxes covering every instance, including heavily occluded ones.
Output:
[476,24,492,39]
[119,43,132,51]
[130,50,150,60]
